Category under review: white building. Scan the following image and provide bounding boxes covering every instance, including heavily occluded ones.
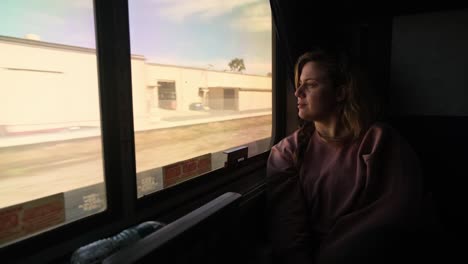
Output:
[0,36,271,135]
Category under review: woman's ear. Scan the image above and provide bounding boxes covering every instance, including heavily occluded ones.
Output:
[336,85,346,102]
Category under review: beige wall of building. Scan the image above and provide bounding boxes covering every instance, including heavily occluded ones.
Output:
[238,90,271,111]
[146,64,205,111]
[206,89,229,110]
[146,63,271,111]
[0,36,271,134]
[130,57,148,122]
[0,39,101,132]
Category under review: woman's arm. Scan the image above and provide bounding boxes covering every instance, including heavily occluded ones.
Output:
[266,139,315,264]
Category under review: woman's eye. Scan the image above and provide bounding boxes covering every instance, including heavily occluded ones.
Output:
[297,82,317,91]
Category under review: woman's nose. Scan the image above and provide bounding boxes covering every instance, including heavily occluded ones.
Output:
[294,86,304,98]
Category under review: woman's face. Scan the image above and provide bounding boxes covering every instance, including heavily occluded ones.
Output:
[295,61,338,122]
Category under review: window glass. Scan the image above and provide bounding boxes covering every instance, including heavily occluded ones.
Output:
[128,0,272,196]
[0,0,106,246]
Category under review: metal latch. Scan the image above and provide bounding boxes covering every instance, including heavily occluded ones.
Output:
[223,146,248,168]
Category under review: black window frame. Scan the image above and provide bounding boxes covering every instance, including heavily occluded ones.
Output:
[0,0,281,262]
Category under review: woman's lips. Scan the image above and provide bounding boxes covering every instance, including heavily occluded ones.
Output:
[297,103,306,109]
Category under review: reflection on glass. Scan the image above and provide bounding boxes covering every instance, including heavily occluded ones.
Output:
[128,0,273,196]
[0,0,105,246]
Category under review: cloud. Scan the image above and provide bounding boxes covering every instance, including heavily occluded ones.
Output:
[22,12,65,40]
[65,31,96,48]
[230,2,271,32]
[28,12,65,26]
[48,0,93,10]
[152,0,259,22]
[71,0,94,10]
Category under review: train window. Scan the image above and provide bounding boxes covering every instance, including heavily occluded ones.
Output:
[0,0,106,246]
[128,0,273,196]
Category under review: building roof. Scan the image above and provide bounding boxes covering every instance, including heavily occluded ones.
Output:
[0,35,145,60]
[0,35,272,77]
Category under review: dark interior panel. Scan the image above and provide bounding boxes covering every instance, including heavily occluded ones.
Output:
[390,9,468,116]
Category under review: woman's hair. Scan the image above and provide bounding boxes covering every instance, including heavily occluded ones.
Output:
[293,47,378,167]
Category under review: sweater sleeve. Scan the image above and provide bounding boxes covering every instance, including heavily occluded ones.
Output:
[266,135,315,264]
[357,125,424,227]
[317,125,425,263]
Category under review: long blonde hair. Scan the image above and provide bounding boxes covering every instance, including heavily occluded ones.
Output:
[293,48,378,167]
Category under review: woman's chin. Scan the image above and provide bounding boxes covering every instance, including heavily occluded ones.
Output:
[298,112,313,122]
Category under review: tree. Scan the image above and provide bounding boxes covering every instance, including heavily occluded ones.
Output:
[228,58,246,73]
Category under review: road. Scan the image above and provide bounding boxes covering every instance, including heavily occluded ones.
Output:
[0,115,272,208]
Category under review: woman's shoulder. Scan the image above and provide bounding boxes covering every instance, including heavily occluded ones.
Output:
[267,130,301,177]
[272,129,301,152]
[368,121,394,132]
[358,122,407,157]
[363,122,401,141]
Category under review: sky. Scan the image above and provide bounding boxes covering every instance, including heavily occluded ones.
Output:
[0,0,272,75]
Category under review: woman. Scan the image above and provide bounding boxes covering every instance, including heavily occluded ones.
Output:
[266,48,432,263]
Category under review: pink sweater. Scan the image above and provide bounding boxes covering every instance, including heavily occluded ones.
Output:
[267,122,427,263]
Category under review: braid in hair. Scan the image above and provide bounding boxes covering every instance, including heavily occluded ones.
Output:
[293,120,314,169]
